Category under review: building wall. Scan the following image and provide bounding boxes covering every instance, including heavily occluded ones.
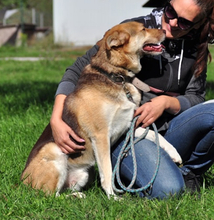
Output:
[53,0,153,46]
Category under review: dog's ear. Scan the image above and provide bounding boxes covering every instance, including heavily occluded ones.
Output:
[96,38,103,47]
[106,31,130,50]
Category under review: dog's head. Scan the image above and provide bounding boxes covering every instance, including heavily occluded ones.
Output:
[98,21,165,75]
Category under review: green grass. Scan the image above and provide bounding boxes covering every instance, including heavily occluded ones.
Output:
[0,45,214,219]
[0,35,91,59]
[206,45,214,100]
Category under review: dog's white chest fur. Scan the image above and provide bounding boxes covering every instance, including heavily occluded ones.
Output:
[106,99,136,144]
[101,83,140,145]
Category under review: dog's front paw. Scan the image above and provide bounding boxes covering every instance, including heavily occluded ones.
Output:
[66,192,86,199]
[107,193,123,201]
[167,148,182,164]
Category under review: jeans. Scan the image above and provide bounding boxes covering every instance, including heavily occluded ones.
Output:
[164,100,214,176]
[111,100,214,199]
[111,139,185,199]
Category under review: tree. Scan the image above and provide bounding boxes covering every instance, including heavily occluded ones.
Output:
[0,0,52,15]
[0,0,52,27]
[0,0,28,9]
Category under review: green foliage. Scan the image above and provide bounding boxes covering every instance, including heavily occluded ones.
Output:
[206,45,214,100]
[20,33,27,47]
[0,0,25,8]
[0,47,214,219]
[0,0,52,12]
[0,0,52,27]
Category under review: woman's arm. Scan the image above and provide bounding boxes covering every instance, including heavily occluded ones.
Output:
[176,69,206,112]
[50,94,85,154]
[55,45,99,96]
[50,45,99,154]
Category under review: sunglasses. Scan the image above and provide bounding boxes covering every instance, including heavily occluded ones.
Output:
[164,2,201,30]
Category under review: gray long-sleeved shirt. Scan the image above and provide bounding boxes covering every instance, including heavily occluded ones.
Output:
[55,8,207,132]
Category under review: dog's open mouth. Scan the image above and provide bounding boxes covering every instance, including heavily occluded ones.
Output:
[143,43,165,53]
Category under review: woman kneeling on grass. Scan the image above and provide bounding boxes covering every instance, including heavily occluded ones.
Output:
[50,0,214,198]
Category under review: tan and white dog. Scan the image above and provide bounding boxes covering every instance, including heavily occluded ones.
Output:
[21,22,182,199]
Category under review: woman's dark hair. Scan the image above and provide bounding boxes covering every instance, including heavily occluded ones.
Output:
[193,0,214,77]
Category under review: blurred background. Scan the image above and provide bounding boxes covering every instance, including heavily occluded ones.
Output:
[0,0,167,48]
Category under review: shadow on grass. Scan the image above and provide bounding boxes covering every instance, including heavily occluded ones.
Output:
[204,166,214,188]
[206,81,214,89]
[206,81,214,100]
[0,81,58,115]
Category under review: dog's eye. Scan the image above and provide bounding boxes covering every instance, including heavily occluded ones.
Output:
[142,28,146,31]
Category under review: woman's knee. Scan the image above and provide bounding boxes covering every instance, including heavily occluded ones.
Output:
[135,167,184,199]
[151,172,185,199]
[112,139,185,199]
[139,151,185,199]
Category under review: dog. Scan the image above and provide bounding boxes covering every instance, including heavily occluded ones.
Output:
[21,21,182,199]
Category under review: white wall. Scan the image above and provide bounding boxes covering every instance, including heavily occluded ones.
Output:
[53,0,153,46]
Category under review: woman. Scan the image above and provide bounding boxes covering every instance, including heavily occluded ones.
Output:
[50,0,214,198]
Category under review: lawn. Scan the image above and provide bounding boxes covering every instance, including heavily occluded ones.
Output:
[0,44,214,219]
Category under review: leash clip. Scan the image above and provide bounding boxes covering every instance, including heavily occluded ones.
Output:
[111,74,125,85]
[123,84,134,102]
[110,74,134,102]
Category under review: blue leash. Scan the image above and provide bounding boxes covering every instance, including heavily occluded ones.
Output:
[112,117,161,194]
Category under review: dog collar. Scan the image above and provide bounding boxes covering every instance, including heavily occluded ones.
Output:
[92,65,133,84]
[92,65,134,102]
[106,73,134,102]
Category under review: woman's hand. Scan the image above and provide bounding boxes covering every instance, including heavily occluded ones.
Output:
[50,117,85,154]
[50,94,85,154]
[134,95,181,128]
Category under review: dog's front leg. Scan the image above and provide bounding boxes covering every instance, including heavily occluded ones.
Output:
[135,127,182,164]
[91,135,117,199]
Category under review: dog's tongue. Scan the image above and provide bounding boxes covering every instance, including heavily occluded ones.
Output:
[143,44,165,52]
